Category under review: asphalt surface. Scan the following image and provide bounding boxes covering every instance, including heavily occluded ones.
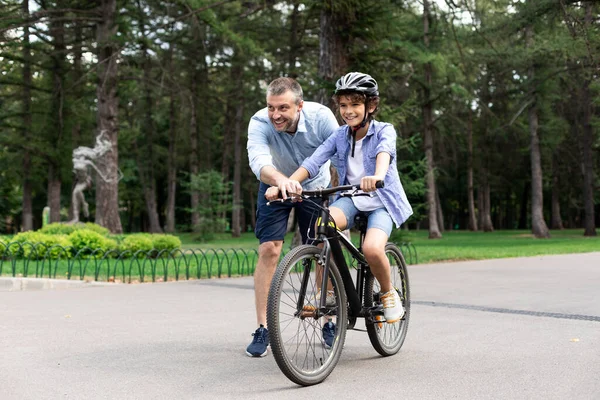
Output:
[2,252,600,400]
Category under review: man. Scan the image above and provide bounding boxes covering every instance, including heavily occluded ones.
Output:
[245,77,339,357]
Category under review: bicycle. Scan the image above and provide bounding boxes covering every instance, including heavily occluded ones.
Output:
[266,183,411,386]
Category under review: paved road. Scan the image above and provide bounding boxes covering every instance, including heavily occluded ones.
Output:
[2,252,600,400]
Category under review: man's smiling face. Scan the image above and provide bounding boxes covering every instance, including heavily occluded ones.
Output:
[267,90,303,133]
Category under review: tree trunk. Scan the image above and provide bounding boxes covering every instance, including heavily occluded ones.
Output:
[94,0,123,234]
[47,165,62,223]
[189,92,200,230]
[68,19,84,222]
[423,0,441,239]
[248,186,256,230]
[317,2,350,108]
[231,102,244,237]
[579,4,596,237]
[188,22,202,231]
[525,8,550,239]
[165,48,177,234]
[135,1,162,233]
[467,109,477,231]
[21,0,33,231]
[550,151,564,230]
[479,170,494,232]
[435,185,445,231]
[288,1,301,79]
[48,7,65,224]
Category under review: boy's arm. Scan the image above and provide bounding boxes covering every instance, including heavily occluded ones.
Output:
[289,167,309,183]
[361,152,391,192]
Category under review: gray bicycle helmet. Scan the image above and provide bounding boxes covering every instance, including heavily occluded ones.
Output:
[335,72,379,96]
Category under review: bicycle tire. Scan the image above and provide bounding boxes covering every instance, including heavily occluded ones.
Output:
[365,242,411,356]
[267,244,347,386]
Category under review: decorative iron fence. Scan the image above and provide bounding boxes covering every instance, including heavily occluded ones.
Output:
[0,241,417,283]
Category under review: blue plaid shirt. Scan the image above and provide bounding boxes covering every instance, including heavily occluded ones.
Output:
[247,102,339,190]
[301,120,413,227]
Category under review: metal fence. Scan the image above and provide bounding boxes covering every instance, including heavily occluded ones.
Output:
[0,241,417,283]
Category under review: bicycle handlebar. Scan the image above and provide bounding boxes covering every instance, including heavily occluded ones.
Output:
[302,180,384,198]
[266,181,384,205]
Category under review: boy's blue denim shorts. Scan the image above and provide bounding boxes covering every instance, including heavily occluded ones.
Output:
[255,182,323,244]
[330,196,393,236]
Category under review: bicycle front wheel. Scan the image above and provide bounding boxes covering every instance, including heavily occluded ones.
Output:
[365,243,411,356]
[267,244,347,386]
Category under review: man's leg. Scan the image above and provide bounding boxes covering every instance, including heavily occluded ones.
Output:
[246,182,290,357]
[253,240,283,327]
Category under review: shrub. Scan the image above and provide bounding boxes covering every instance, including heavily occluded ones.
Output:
[39,222,110,237]
[7,231,73,259]
[151,234,182,252]
[82,222,110,236]
[69,229,117,258]
[119,233,154,257]
[40,223,77,235]
[0,236,8,257]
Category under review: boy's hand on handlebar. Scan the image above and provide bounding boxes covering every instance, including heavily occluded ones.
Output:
[360,176,384,192]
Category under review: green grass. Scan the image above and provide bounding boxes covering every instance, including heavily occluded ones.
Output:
[179,228,600,265]
[404,229,600,264]
[2,229,597,282]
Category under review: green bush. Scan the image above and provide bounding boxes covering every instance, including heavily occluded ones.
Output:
[82,222,110,236]
[7,231,73,259]
[39,223,77,235]
[69,229,117,258]
[39,222,110,237]
[0,236,8,257]
[119,233,154,257]
[151,234,182,252]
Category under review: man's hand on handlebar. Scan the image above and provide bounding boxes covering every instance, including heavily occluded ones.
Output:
[265,186,280,201]
[265,178,303,201]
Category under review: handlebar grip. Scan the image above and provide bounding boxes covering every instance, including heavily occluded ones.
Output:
[376,180,384,189]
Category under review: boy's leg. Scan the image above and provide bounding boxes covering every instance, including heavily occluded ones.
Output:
[362,207,394,292]
[362,208,403,323]
[362,228,392,292]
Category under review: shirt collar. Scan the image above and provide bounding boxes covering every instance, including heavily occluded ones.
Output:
[296,111,307,134]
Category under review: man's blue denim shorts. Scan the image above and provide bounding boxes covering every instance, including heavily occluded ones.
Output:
[330,196,393,236]
[255,182,323,244]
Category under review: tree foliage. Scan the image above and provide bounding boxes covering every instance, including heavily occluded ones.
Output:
[0,0,597,237]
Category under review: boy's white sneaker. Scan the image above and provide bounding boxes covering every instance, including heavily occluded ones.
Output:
[380,289,404,323]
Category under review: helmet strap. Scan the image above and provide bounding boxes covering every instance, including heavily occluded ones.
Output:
[348,113,369,157]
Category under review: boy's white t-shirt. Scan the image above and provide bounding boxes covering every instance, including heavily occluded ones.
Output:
[345,137,385,212]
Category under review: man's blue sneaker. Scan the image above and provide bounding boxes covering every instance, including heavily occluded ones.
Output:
[246,325,269,357]
[322,320,336,349]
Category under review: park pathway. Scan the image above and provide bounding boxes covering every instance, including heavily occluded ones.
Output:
[1,252,599,399]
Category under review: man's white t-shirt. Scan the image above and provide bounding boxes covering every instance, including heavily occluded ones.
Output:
[345,137,385,212]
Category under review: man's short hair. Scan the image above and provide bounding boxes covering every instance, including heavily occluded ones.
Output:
[267,77,303,105]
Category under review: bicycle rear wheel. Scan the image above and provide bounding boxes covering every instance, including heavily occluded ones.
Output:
[365,243,410,356]
[267,244,347,386]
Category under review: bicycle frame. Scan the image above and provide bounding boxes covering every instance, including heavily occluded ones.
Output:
[312,196,372,319]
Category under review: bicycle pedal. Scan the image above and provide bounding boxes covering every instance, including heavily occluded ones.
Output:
[300,305,317,318]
